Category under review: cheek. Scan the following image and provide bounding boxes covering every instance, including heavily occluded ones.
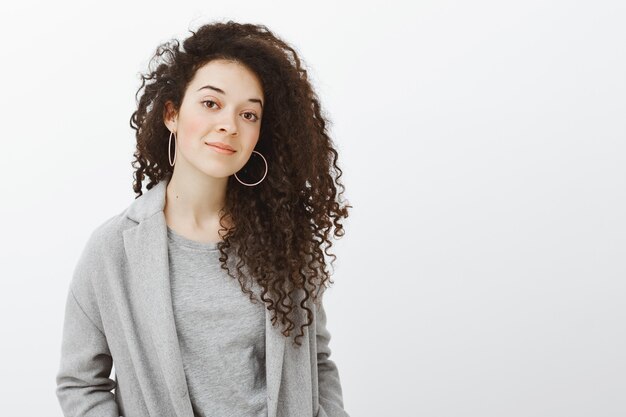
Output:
[242,129,261,149]
[182,114,206,136]
[239,126,261,142]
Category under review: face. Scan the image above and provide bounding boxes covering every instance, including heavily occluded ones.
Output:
[164,59,264,179]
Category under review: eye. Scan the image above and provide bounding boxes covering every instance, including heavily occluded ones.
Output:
[202,100,219,109]
[243,112,260,122]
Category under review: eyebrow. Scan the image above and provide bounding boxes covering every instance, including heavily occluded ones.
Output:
[196,84,263,109]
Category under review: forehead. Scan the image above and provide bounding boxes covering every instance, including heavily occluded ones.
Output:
[190,59,264,98]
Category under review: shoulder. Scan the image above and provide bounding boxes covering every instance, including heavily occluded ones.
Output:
[80,208,133,258]
[69,208,134,297]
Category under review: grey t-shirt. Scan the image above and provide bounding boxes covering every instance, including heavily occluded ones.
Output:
[167,225,267,417]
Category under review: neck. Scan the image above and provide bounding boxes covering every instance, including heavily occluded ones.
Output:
[164,165,229,230]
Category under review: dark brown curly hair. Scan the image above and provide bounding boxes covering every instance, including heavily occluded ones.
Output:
[129,20,351,347]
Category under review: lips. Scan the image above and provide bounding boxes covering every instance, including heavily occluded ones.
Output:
[205,141,235,151]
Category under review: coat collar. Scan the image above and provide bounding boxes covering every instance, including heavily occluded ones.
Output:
[121,174,286,417]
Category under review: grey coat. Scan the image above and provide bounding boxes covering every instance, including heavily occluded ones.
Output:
[55,176,349,417]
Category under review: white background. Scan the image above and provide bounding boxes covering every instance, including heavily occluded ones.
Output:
[0,0,625,416]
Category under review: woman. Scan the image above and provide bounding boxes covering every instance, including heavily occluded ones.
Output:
[55,20,352,417]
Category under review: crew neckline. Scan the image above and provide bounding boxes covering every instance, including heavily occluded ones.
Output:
[166,225,222,251]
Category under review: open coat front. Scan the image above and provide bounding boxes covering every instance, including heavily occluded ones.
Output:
[55,176,350,417]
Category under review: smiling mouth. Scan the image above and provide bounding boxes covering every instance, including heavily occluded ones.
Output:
[205,143,236,154]
[204,141,236,151]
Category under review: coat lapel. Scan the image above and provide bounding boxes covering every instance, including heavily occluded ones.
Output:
[122,175,286,417]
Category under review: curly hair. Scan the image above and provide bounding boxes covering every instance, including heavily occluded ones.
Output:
[129,20,351,347]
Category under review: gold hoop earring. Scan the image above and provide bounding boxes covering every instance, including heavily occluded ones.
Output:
[168,131,177,166]
[234,150,268,186]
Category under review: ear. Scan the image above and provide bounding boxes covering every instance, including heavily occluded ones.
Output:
[163,100,178,132]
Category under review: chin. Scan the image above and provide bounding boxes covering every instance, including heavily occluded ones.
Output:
[196,165,236,179]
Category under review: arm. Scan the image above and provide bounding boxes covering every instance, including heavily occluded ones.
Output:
[55,236,119,416]
[315,296,350,417]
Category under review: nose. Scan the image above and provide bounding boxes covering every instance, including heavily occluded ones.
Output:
[216,111,238,136]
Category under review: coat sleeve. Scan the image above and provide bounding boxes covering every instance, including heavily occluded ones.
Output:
[55,233,120,417]
[315,296,350,417]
